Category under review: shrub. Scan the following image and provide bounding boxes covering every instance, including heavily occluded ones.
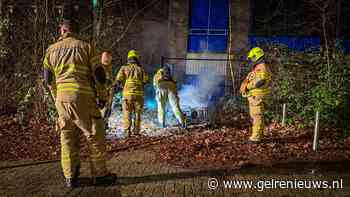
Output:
[263,44,350,132]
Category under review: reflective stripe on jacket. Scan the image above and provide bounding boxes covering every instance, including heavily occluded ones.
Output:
[246,63,272,97]
[43,33,98,100]
[116,63,148,97]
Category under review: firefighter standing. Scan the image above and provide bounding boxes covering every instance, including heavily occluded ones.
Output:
[115,50,148,136]
[240,47,272,143]
[43,18,115,187]
[100,51,114,127]
[153,65,186,128]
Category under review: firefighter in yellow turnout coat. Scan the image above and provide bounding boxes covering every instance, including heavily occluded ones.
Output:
[100,51,114,126]
[115,50,148,136]
[153,65,186,128]
[43,19,115,187]
[240,47,272,142]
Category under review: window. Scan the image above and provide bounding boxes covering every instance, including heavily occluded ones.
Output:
[188,0,229,53]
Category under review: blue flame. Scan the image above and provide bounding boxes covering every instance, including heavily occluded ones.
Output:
[145,98,157,110]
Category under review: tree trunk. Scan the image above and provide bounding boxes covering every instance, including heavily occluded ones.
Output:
[322,12,331,87]
[0,0,2,16]
[336,0,342,40]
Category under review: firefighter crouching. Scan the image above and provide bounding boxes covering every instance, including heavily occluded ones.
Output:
[240,47,272,143]
[43,18,116,188]
[114,50,148,136]
[153,65,186,128]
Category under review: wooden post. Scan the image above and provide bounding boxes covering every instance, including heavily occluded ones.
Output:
[313,111,320,151]
[282,103,287,127]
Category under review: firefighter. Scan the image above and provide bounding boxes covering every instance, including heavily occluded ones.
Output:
[240,47,272,143]
[100,51,114,127]
[153,65,186,128]
[17,77,57,129]
[115,50,148,136]
[43,18,116,187]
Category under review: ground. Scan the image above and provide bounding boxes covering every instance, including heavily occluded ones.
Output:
[1,150,350,197]
[1,114,350,196]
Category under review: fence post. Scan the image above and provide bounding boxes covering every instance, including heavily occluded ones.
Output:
[282,103,287,127]
[313,111,320,151]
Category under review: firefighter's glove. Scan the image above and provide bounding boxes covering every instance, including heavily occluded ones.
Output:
[255,79,266,88]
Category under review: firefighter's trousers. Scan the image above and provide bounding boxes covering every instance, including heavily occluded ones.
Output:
[155,88,185,126]
[56,98,108,178]
[122,95,144,134]
[248,96,265,141]
[100,88,114,124]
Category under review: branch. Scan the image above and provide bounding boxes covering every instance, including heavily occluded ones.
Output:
[80,23,93,33]
[103,0,115,9]
[109,0,160,49]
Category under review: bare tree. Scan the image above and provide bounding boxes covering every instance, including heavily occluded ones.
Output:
[303,0,337,87]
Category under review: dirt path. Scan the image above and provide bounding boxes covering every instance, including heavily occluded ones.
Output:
[0,150,350,197]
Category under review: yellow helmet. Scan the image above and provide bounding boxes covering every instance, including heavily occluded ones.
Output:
[127,50,139,59]
[247,47,264,62]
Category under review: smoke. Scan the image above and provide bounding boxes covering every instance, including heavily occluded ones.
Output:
[140,20,168,72]
[179,63,225,108]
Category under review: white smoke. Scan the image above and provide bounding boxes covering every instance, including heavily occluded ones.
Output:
[179,67,224,108]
